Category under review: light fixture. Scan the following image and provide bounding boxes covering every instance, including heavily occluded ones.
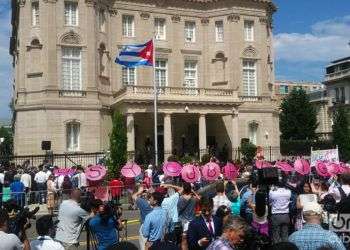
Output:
[184,106,189,112]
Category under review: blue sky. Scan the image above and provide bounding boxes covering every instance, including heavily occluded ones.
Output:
[0,1,350,120]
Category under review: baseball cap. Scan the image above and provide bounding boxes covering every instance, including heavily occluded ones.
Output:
[303,202,323,215]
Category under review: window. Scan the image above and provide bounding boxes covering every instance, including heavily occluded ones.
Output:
[61,47,81,90]
[155,59,167,87]
[184,61,197,88]
[31,2,39,26]
[122,67,136,85]
[154,18,166,40]
[249,122,258,145]
[64,2,78,26]
[66,122,80,152]
[184,21,196,43]
[99,9,106,32]
[242,60,257,96]
[340,87,345,103]
[244,20,254,42]
[335,88,340,103]
[122,15,134,37]
[279,85,289,94]
[215,21,224,42]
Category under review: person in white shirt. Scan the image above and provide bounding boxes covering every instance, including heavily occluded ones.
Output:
[212,181,231,214]
[269,184,292,244]
[76,167,87,189]
[55,189,89,248]
[328,173,350,203]
[34,166,48,204]
[30,215,64,250]
[21,170,32,191]
[0,209,30,250]
[0,167,4,185]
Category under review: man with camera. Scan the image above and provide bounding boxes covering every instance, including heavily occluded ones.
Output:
[0,209,30,250]
[55,189,89,249]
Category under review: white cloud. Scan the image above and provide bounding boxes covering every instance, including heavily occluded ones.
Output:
[274,16,350,62]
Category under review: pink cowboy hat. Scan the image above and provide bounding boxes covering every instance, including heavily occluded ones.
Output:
[276,161,293,172]
[181,164,201,183]
[121,162,141,178]
[294,159,311,175]
[85,165,107,181]
[202,162,221,181]
[223,162,239,180]
[326,162,341,175]
[315,161,331,177]
[163,161,182,177]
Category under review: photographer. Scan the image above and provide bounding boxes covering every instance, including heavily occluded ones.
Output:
[89,199,120,250]
[0,208,30,250]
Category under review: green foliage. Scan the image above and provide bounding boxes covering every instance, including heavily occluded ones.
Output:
[108,112,127,178]
[200,153,211,165]
[280,88,318,140]
[180,155,193,164]
[0,126,13,166]
[240,142,257,165]
[332,107,350,162]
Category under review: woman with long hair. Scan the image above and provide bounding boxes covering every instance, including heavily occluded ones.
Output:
[249,189,269,236]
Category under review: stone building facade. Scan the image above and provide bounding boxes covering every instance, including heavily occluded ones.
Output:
[11,0,279,161]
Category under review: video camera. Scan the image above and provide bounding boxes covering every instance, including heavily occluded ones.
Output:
[251,167,283,186]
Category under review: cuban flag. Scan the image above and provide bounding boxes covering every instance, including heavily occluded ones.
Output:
[115,40,153,67]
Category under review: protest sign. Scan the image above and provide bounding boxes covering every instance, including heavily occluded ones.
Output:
[310,148,339,166]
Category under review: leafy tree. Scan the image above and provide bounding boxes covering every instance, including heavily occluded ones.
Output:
[0,126,13,166]
[108,112,127,178]
[332,107,350,162]
[280,88,318,140]
[240,141,257,165]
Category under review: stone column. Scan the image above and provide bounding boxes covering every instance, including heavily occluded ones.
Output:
[126,113,135,160]
[231,110,240,158]
[164,113,172,160]
[199,114,207,158]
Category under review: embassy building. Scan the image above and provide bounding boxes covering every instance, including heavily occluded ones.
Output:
[10,0,280,162]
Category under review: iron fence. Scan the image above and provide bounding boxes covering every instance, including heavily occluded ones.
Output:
[0,152,106,168]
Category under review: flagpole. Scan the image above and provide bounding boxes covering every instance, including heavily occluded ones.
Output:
[153,38,158,167]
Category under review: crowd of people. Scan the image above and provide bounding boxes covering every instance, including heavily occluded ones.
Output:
[0,159,349,250]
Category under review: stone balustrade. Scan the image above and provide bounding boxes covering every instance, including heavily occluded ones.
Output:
[325,68,350,82]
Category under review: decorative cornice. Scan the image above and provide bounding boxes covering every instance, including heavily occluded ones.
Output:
[227,14,240,22]
[181,49,201,55]
[140,12,150,20]
[201,18,209,25]
[156,47,172,53]
[171,15,181,23]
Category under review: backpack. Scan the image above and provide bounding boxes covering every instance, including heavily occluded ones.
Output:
[337,187,350,214]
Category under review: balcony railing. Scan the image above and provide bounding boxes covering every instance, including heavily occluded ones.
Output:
[325,68,350,81]
[59,90,87,97]
[113,85,274,104]
[239,95,273,102]
[114,85,236,98]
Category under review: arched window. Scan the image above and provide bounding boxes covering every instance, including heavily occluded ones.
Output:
[66,121,80,152]
[248,121,258,145]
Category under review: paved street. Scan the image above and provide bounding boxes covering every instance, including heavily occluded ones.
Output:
[27,208,141,249]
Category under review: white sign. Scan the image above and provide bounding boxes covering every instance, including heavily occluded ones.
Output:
[310,148,339,166]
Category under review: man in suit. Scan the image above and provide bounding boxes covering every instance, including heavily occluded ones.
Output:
[187,196,223,250]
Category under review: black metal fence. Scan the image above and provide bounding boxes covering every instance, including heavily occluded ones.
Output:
[0,152,106,167]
